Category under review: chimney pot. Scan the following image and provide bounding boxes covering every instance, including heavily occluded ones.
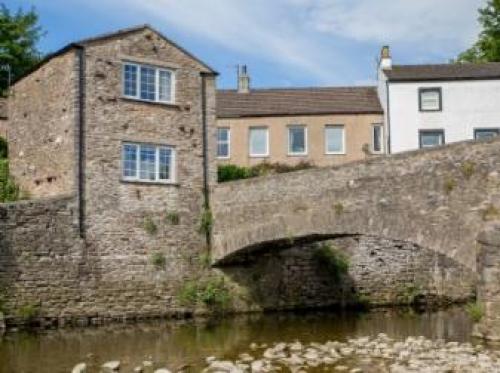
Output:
[237,64,250,93]
[380,46,392,70]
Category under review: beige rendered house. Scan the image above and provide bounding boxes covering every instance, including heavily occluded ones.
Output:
[216,67,384,167]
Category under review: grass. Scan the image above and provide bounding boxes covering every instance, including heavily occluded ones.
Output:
[198,251,212,269]
[199,208,213,235]
[397,284,423,305]
[482,204,500,222]
[150,252,166,269]
[443,177,457,195]
[165,211,180,225]
[460,161,476,180]
[0,159,20,203]
[465,302,484,323]
[178,277,231,311]
[143,217,158,235]
[313,243,349,281]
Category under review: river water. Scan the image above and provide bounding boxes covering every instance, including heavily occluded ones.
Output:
[0,307,482,372]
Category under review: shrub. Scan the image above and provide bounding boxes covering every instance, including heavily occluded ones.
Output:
[482,204,500,222]
[313,243,349,281]
[17,304,40,322]
[0,137,7,159]
[398,284,423,305]
[217,161,314,182]
[178,277,231,311]
[465,302,484,323]
[443,177,456,194]
[143,217,158,235]
[150,252,166,269]
[198,251,211,268]
[460,161,476,180]
[199,208,213,235]
[334,203,344,215]
[165,211,180,225]
[0,159,20,203]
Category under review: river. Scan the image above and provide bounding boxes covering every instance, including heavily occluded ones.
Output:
[0,307,485,372]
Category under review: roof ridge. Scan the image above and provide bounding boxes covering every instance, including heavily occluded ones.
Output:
[392,62,500,68]
[218,86,377,93]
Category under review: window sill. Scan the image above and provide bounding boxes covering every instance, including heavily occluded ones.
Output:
[325,152,346,156]
[217,156,231,160]
[287,153,308,157]
[121,96,182,110]
[249,155,270,158]
[120,179,180,187]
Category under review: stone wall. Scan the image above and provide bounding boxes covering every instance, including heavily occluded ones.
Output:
[222,236,475,311]
[212,136,500,270]
[474,224,500,341]
[8,52,78,198]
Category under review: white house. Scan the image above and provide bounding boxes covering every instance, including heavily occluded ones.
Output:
[378,46,500,154]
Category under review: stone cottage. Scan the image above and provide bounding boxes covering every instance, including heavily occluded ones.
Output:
[4,25,218,319]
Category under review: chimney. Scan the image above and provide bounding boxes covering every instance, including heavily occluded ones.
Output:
[237,65,250,93]
[380,46,392,70]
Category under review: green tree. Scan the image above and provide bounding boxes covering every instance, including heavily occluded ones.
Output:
[0,4,44,93]
[457,0,500,62]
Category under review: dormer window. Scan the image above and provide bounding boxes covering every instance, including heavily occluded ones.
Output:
[123,62,175,104]
[419,88,442,112]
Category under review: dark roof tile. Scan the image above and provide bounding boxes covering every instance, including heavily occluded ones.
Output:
[217,86,382,118]
[385,63,500,82]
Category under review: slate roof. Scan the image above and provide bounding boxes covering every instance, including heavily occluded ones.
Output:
[385,63,500,82]
[217,86,383,118]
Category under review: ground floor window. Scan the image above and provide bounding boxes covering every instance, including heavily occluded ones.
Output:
[372,124,383,153]
[122,142,175,183]
[325,125,345,154]
[474,128,500,140]
[249,127,269,157]
[217,128,230,159]
[419,130,445,149]
[288,125,307,155]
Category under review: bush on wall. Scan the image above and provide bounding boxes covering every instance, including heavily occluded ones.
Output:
[218,161,314,182]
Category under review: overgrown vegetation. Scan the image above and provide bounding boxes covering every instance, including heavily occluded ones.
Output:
[198,251,212,269]
[217,161,314,182]
[460,161,476,180]
[199,208,213,235]
[165,211,180,225]
[313,243,349,281]
[397,284,424,305]
[333,202,344,215]
[143,216,158,235]
[482,204,500,221]
[443,177,457,195]
[150,252,166,269]
[17,304,40,322]
[0,158,20,202]
[178,277,231,311]
[465,302,484,322]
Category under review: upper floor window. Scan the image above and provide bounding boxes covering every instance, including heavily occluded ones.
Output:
[474,128,500,140]
[249,127,269,157]
[325,125,345,154]
[288,125,307,155]
[372,124,384,153]
[123,62,175,104]
[419,129,445,149]
[217,128,230,159]
[122,142,176,183]
[419,88,442,112]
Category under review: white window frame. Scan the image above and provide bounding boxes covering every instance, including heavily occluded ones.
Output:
[122,62,176,104]
[325,125,346,155]
[372,124,384,154]
[122,142,176,184]
[287,125,308,156]
[249,127,269,158]
[217,127,231,159]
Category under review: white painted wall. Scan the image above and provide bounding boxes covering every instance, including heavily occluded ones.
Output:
[385,78,500,153]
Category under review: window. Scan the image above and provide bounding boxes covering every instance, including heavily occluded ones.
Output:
[372,124,384,153]
[122,143,175,183]
[217,128,230,159]
[419,130,445,148]
[122,62,175,104]
[288,125,307,155]
[419,88,442,111]
[474,128,500,140]
[249,127,269,157]
[325,125,345,154]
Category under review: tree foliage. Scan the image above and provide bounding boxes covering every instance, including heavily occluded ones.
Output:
[457,0,500,62]
[0,3,44,92]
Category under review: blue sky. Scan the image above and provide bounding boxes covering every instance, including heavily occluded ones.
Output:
[8,0,485,89]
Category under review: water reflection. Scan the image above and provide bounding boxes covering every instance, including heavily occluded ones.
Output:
[0,307,476,373]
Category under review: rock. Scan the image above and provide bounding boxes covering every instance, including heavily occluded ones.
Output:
[101,361,120,371]
[153,369,171,373]
[133,367,143,373]
[289,341,303,352]
[251,360,264,372]
[249,343,258,350]
[206,356,217,364]
[334,366,348,371]
[72,363,87,373]
[143,361,154,367]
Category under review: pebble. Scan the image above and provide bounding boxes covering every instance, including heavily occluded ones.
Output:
[101,361,120,371]
[71,363,87,373]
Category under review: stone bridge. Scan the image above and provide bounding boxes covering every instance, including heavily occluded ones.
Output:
[211,136,500,270]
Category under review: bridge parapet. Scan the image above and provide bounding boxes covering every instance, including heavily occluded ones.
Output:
[212,137,500,267]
